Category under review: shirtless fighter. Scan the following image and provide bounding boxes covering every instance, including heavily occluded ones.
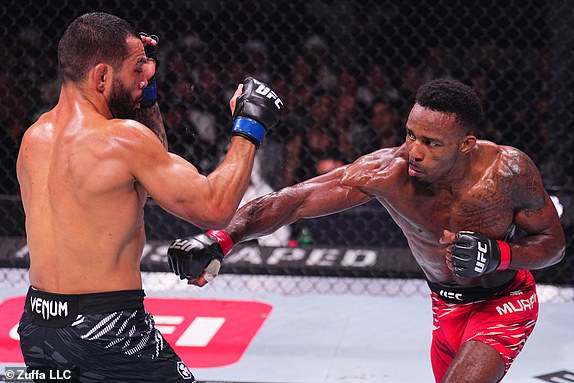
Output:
[16,12,282,382]
[168,78,565,382]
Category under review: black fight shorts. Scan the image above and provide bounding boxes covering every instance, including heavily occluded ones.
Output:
[18,287,195,383]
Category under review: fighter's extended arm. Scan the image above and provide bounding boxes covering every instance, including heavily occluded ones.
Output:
[226,146,405,242]
[227,166,372,242]
[167,165,372,283]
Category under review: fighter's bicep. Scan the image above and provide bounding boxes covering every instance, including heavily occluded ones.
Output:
[119,123,206,210]
[296,168,372,218]
[142,152,203,201]
[511,154,557,235]
[514,192,560,235]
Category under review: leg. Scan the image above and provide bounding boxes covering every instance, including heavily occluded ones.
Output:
[441,340,505,383]
[430,335,454,383]
[75,310,195,382]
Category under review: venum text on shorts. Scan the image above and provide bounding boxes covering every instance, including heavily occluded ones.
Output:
[3,367,74,382]
[30,296,68,320]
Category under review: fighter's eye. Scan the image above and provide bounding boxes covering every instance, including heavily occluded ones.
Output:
[422,137,441,147]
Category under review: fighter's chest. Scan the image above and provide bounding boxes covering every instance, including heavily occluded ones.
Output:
[406,183,515,234]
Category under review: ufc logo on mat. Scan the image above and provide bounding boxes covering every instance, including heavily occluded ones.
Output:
[0,297,272,368]
[474,241,488,273]
[255,84,284,110]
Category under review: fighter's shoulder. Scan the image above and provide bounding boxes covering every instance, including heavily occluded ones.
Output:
[359,145,408,170]
[22,113,51,139]
[479,141,544,203]
[105,118,161,151]
[108,118,156,139]
[485,142,548,211]
[482,141,539,177]
[341,145,407,188]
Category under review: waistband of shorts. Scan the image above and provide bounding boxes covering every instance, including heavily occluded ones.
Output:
[26,286,145,314]
[427,271,517,303]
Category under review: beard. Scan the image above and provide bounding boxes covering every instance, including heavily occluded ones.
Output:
[109,78,138,119]
[409,174,432,189]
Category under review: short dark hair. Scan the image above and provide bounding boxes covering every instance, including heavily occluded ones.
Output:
[57,12,139,83]
[415,78,483,134]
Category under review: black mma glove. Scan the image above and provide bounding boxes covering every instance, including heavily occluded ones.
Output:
[139,32,159,108]
[451,231,512,278]
[167,230,234,282]
[231,77,283,147]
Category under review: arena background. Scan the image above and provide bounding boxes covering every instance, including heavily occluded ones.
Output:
[0,1,573,382]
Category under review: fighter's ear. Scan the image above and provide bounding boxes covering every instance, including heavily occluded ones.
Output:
[459,135,477,154]
[92,63,109,93]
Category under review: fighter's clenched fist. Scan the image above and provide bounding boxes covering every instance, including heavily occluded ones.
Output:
[231,77,283,147]
[168,230,234,286]
[450,231,512,277]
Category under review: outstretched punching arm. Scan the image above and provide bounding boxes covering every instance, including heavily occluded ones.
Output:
[227,167,372,243]
[168,164,373,285]
[225,146,403,243]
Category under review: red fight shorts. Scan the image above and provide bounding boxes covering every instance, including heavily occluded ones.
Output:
[429,270,538,382]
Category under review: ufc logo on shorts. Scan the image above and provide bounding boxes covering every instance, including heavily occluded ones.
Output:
[474,241,488,273]
[255,84,284,110]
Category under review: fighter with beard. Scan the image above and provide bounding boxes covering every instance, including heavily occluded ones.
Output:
[16,12,282,382]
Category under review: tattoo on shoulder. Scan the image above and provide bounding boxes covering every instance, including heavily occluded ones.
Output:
[135,104,168,149]
[509,151,545,208]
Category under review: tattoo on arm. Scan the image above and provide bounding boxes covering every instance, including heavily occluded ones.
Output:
[523,207,544,218]
[516,159,545,209]
[136,104,168,149]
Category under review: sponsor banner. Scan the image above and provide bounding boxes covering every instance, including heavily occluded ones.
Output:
[0,237,422,277]
[0,296,271,368]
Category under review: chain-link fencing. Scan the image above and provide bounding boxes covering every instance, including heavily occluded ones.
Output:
[1,0,572,300]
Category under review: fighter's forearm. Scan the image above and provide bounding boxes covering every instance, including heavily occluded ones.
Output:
[225,168,372,243]
[509,228,565,270]
[226,188,304,243]
[136,104,168,149]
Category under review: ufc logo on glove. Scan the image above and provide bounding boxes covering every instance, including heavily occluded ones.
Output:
[254,83,283,109]
[170,239,194,252]
[474,241,488,273]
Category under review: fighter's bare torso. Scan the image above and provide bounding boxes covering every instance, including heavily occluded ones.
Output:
[341,142,532,286]
[17,90,150,294]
